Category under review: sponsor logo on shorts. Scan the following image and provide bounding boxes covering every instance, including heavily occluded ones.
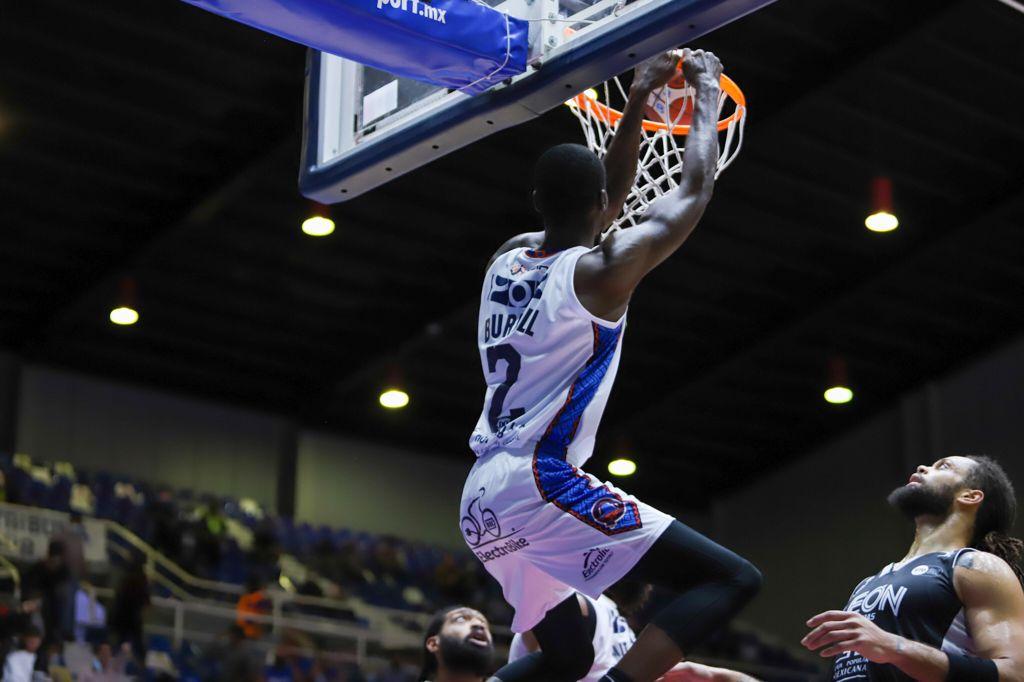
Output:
[475,537,530,563]
[463,487,530,562]
[591,496,626,529]
[582,547,614,581]
[461,487,502,548]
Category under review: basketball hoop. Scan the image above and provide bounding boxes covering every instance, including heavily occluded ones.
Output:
[565,56,746,233]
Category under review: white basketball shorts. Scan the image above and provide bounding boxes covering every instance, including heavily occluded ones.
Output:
[460,450,674,632]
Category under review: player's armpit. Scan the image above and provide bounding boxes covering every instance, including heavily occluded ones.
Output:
[574,190,709,320]
[956,552,1024,681]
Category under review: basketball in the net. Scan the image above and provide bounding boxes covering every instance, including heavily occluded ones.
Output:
[644,74,694,127]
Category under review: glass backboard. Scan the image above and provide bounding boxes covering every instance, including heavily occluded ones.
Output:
[300,0,775,203]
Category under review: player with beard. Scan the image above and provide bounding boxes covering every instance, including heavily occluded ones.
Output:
[802,455,1024,681]
[420,606,496,682]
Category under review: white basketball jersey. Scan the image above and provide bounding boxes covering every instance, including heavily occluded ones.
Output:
[507,594,636,682]
[469,246,626,467]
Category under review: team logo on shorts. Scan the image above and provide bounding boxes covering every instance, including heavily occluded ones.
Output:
[461,487,502,548]
[591,496,626,529]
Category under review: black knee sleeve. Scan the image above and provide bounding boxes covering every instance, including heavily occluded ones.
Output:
[492,595,596,682]
[732,558,763,602]
[624,520,762,653]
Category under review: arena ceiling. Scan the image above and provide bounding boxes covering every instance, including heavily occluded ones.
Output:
[2,0,1022,510]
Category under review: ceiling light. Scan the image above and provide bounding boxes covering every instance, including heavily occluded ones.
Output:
[824,356,853,405]
[110,277,139,326]
[302,215,335,237]
[608,458,636,476]
[109,306,139,326]
[866,177,898,233]
[823,386,853,404]
[379,389,409,409]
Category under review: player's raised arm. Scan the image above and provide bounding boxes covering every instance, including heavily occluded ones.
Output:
[575,50,722,320]
[599,52,679,230]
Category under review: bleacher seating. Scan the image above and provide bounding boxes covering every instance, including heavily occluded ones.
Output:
[0,453,821,679]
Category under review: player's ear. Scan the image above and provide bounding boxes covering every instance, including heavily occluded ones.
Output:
[425,635,440,654]
[599,189,609,211]
[957,487,984,508]
[531,190,542,214]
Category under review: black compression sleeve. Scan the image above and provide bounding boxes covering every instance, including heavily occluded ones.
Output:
[946,653,998,682]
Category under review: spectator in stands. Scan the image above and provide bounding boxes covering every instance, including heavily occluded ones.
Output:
[433,555,464,604]
[220,625,261,682]
[198,498,226,577]
[109,557,149,661]
[419,607,494,682]
[23,540,69,645]
[51,513,88,639]
[52,514,87,582]
[251,517,280,581]
[1,624,42,682]
[73,584,107,644]
[76,641,129,682]
[372,657,413,682]
[150,489,181,561]
[237,577,271,640]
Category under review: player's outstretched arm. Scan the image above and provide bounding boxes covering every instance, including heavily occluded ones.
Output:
[661,661,760,682]
[575,50,721,320]
[801,552,1024,682]
[599,52,679,230]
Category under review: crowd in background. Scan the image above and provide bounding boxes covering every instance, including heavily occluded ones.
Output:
[0,455,817,680]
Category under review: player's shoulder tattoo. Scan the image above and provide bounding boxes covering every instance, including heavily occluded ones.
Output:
[955,550,1015,581]
[958,550,977,570]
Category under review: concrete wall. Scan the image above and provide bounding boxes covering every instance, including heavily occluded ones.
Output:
[16,364,285,508]
[294,431,472,549]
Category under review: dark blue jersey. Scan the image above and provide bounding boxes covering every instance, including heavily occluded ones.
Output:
[831,549,977,682]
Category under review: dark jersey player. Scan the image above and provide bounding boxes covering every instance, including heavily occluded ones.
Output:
[802,455,1024,681]
[464,50,760,682]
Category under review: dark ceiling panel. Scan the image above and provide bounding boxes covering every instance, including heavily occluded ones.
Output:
[1,0,1022,510]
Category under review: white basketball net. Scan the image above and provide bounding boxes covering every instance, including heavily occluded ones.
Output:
[566,75,746,234]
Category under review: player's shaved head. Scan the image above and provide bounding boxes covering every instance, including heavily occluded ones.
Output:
[532,143,606,224]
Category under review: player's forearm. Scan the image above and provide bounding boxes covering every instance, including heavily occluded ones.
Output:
[677,81,719,195]
[890,640,1021,682]
[601,87,650,225]
[886,637,949,681]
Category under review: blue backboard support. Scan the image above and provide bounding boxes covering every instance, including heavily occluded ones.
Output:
[300,0,775,203]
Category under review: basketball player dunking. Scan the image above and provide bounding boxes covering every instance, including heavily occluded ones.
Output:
[461,50,761,682]
[802,455,1024,680]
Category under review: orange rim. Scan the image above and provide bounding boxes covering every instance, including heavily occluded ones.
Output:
[572,70,746,136]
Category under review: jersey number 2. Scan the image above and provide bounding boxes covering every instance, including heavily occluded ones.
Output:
[486,344,525,434]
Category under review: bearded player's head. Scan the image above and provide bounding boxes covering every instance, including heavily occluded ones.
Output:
[532,144,609,244]
[889,455,1023,584]
[420,606,495,682]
